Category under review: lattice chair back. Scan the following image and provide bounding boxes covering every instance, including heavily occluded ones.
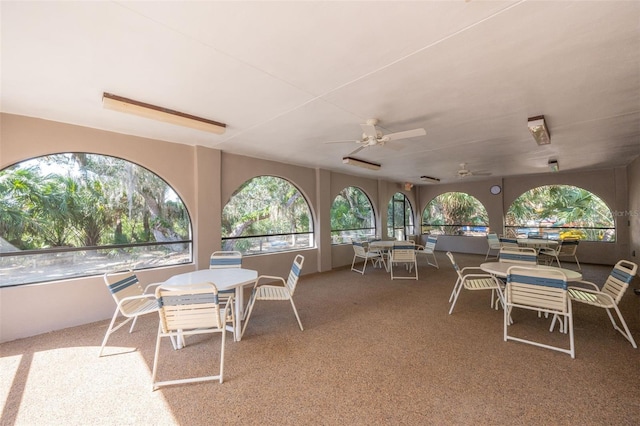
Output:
[152,283,229,388]
[286,254,305,295]
[210,251,243,269]
[499,247,537,265]
[602,260,637,304]
[505,266,574,358]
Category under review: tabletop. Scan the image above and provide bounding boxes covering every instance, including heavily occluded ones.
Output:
[162,268,258,291]
[479,262,582,282]
[516,238,559,249]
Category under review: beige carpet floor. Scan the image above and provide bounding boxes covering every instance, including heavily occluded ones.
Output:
[2,253,639,425]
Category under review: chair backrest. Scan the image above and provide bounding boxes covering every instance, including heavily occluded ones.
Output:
[391,241,416,262]
[601,260,638,304]
[352,241,367,256]
[103,269,148,313]
[499,237,519,248]
[487,233,501,249]
[506,266,568,312]
[528,232,546,239]
[558,239,579,256]
[445,251,463,279]
[499,247,537,264]
[286,254,305,295]
[156,283,224,333]
[425,236,438,251]
[210,251,243,269]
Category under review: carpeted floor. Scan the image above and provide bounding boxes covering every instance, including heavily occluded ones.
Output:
[1,253,639,425]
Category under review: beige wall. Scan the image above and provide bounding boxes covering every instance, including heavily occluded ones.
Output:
[628,156,640,262]
[0,113,636,342]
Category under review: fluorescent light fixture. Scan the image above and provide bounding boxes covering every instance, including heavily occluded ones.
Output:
[420,175,440,183]
[102,92,226,134]
[342,156,381,171]
[528,115,550,145]
[548,159,559,172]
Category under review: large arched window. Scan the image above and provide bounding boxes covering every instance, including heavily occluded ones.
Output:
[0,153,192,287]
[422,192,489,236]
[505,185,615,241]
[221,175,313,254]
[330,186,375,244]
[387,192,414,240]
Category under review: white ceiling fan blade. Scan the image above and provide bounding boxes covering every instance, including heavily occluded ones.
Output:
[324,139,360,144]
[347,146,366,156]
[385,128,426,141]
[360,123,378,138]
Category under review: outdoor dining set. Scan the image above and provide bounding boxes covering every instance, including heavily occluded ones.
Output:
[350,233,638,359]
[100,251,305,390]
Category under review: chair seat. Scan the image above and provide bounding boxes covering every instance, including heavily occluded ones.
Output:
[122,298,160,316]
[465,277,499,290]
[255,285,291,300]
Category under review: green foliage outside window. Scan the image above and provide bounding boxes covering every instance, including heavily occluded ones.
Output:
[505,185,615,241]
[422,192,489,236]
[330,186,375,244]
[222,176,313,253]
[0,153,192,286]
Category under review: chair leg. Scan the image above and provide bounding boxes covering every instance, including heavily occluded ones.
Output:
[606,306,637,348]
[289,298,304,331]
[151,324,163,391]
[241,296,257,338]
[448,285,464,315]
[449,278,461,303]
[99,309,133,357]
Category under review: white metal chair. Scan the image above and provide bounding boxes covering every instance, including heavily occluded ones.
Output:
[447,251,504,314]
[539,238,581,270]
[416,235,438,269]
[499,237,519,248]
[390,241,418,280]
[151,283,230,389]
[485,233,501,260]
[241,254,305,337]
[210,250,243,269]
[567,260,638,348]
[504,266,574,358]
[499,246,538,265]
[100,269,160,357]
[210,250,242,340]
[351,241,385,274]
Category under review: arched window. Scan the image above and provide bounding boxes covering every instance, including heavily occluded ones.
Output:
[422,192,489,236]
[221,175,313,254]
[330,186,375,244]
[505,185,615,241]
[0,153,192,287]
[387,192,414,240]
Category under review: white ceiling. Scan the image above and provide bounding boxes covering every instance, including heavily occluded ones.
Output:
[2,1,639,184]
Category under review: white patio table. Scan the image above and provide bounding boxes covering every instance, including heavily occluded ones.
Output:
[161,268,258,342]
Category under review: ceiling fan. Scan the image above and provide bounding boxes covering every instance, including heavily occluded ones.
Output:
[325,118,426,156]
[457,163,491,178]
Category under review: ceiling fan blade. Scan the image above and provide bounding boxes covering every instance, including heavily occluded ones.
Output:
[323,139,360,144]
[347,146,366,156]
[385,128,426,141]
[360,123,378,138]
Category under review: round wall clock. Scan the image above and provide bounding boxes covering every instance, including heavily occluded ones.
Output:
[490,185,502,195]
